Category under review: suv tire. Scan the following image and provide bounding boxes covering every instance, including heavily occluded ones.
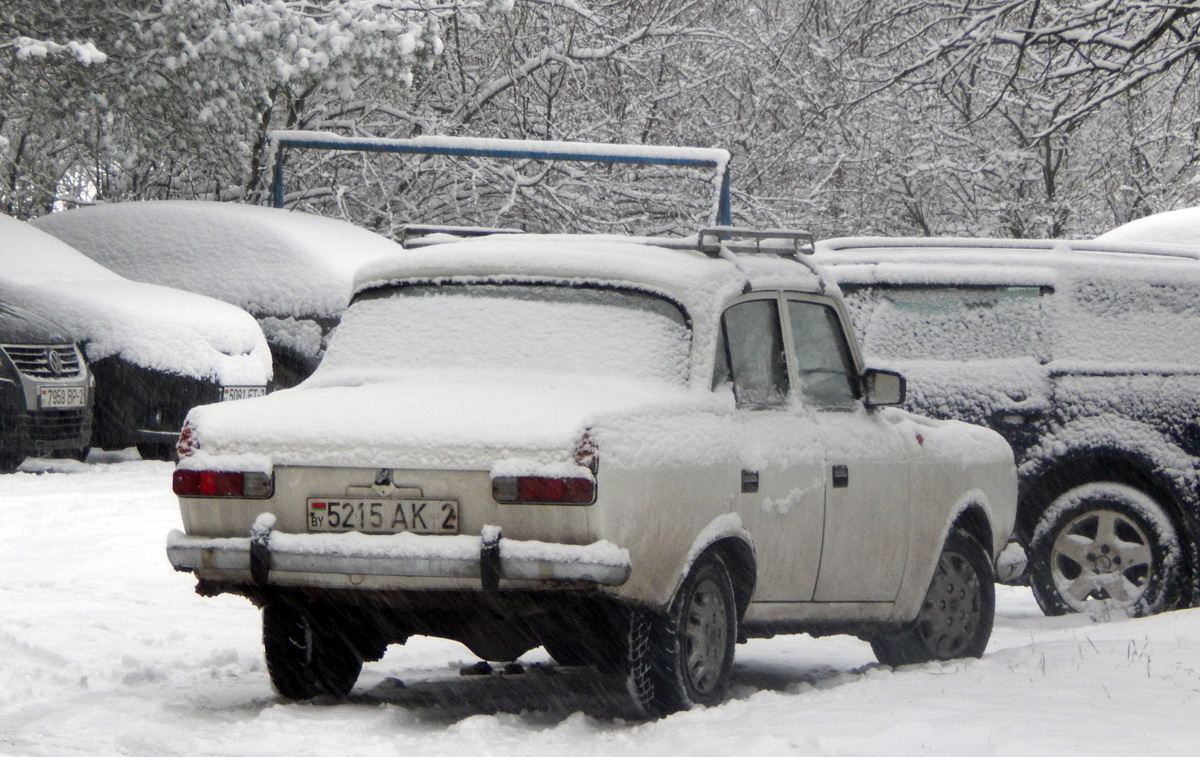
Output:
[1029,482,1182,618]
[871,528,994,666]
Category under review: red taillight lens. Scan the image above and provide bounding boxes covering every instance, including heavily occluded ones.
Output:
[493,476,596,505]
[172,470,273,498]
[176,421,198,459]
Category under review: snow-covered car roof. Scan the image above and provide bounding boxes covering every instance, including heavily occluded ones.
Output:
[356,232,828,324]
[815,235,1200,287]
[1094,207,1200,247]
[2,215,270,386]
[31,201,403,319]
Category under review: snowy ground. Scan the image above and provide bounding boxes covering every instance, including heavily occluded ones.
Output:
[3,456,1199,756]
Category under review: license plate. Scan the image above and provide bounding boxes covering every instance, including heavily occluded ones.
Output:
[39,385,87,409]
[307,498,460,534]
[221,386,266,402]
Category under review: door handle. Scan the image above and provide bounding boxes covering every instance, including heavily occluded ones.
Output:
[832,464,849,488]
[741,470,759,493]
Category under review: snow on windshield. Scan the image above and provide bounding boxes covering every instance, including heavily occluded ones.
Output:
[314,283,691,386]
[31,201,401,318]
[1,215,271,385]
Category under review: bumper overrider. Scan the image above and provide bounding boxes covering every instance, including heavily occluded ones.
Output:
[166,514,632,592]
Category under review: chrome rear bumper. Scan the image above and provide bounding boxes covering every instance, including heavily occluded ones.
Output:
[166,517,631,591]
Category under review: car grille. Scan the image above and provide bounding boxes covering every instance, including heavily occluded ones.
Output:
[24,408,88,444]
[1,344,85,378]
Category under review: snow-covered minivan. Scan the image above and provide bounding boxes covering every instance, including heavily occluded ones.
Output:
[818,236,1200,621]
[166,229,1017,715]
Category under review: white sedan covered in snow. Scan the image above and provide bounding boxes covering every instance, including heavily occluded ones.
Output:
[166,229,1017,716]
[1,215,270,459]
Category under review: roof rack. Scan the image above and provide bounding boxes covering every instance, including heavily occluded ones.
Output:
[399,224,523,247]
[697,227,814,258]
[817,236,1200,263]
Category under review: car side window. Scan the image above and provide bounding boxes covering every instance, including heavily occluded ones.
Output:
[715,299,789,409]
[787,300,857,409]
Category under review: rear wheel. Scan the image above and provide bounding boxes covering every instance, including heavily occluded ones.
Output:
[0,451,23,474]
[1029,483,1181,618]
[543,637,594,667]
[136,442,176,462]
[624,553,737,716]
[872,528,994,666]
[262,603,362,700]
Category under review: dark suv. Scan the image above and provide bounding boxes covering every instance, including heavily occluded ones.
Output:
[0,301,93,472]
[817,237,1200,619]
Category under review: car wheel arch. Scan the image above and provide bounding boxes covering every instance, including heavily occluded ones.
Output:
[1020,448,1195,545]
[951,504,995,562]
[671,517,756,619]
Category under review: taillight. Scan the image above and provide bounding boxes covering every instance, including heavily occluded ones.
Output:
[573,429,599,474]
[176,421,198,459]
[173,470,273,498]
[492,475,596,505]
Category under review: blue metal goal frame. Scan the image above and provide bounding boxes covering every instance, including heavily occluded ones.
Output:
[269,131,732,226]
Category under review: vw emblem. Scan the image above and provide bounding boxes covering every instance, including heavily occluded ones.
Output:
[46,349,64,376]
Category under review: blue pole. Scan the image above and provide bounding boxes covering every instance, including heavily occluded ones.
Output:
[270,134,732,222]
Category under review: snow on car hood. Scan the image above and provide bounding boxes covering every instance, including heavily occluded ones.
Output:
[2,215,271,385]
[32,201,402,318]
[181,370,707,470]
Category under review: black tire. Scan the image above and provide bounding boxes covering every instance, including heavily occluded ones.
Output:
[1028,483,1181,618]
[0,451,23,474]
[872,528,994,666]
[624,553,737,717]
[262,603,363,700]
[543,637,594,667]
[136,442,176,462]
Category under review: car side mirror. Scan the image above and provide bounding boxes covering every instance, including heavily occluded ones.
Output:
[863,368,905,407]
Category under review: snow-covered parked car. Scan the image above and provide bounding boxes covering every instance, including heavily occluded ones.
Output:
[817,236,1200,620]
[33,201,402,388]
[166,228,1017,715]
[1096,207,1200,247]
[0,299,93,472]
[2,215,271,459]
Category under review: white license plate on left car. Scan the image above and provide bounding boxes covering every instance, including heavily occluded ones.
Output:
[39,386,87,408]
[307,498,460,534]
[221,386,266,402]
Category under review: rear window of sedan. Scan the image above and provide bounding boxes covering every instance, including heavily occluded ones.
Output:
[319,283,692,385]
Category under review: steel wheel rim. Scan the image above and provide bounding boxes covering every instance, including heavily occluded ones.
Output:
[683,576,729,696]
[1050,509,1153,612]
[916,550,981,658]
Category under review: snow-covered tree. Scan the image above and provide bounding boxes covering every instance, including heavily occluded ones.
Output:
[1,0,511,216]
